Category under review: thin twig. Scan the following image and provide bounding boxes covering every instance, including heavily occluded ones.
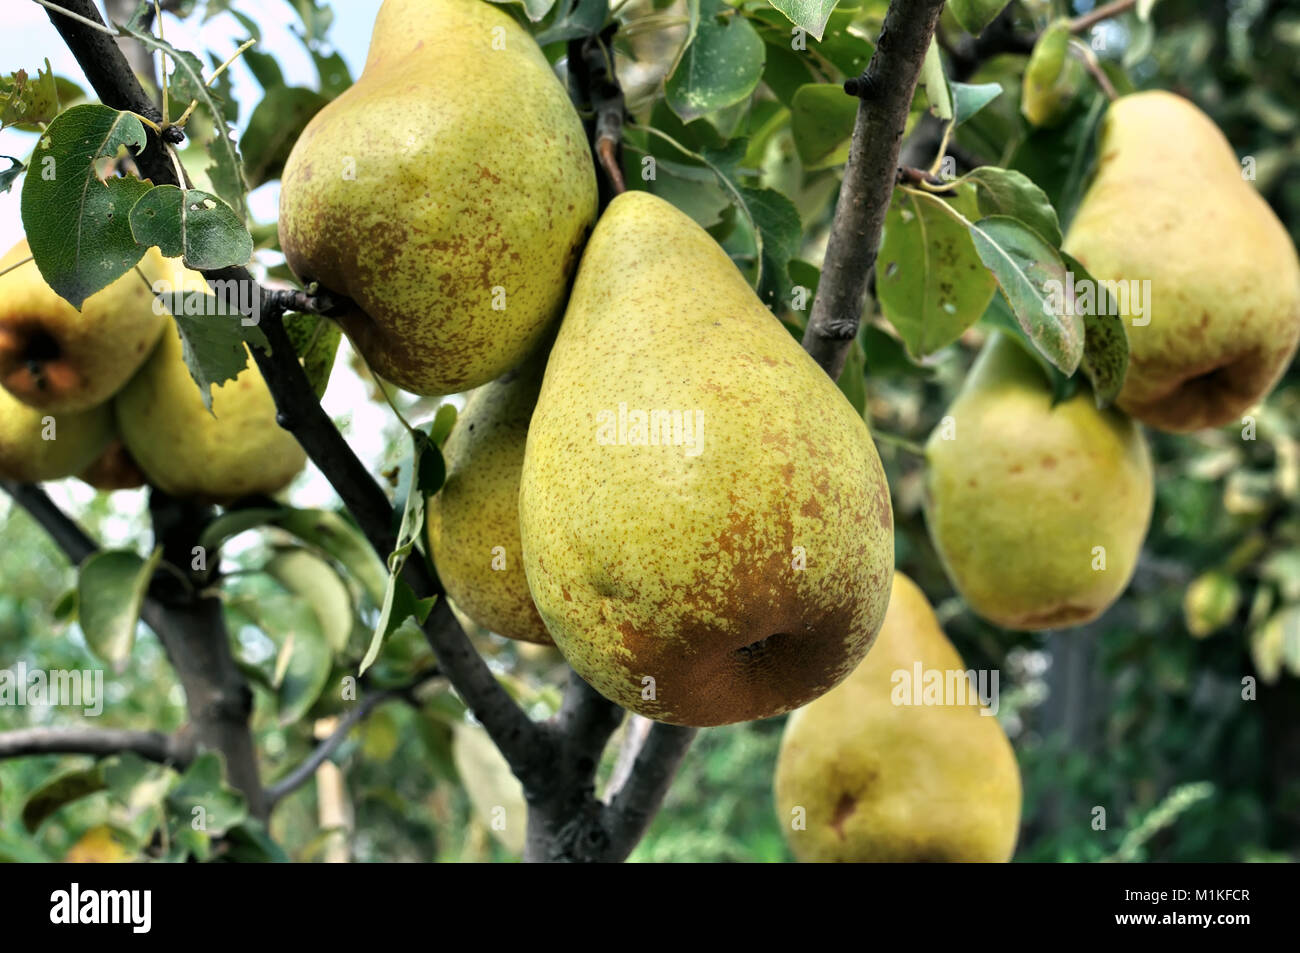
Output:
[265,668,442,807]
[0,726,194,765]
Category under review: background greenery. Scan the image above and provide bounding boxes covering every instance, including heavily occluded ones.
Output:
[2,0,1299,862]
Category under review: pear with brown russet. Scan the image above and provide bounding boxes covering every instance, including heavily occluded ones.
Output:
[519,191,895,727]
[427,350,551,645]
[277,0,597,396]
[775,572,1022,863]
[0,240,171,413]
[924,334,1153,630]
[1063,91,1300,431]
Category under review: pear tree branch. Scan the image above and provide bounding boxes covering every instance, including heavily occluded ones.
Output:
[39,0,548,793]
[800,0,949,380]
[41,0,695,861]
[265,667,443,807]
[0,726,194,765]
[0,481,265,814]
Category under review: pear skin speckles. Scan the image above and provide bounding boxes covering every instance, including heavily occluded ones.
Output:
[775,573,1022,863]
[277,0,597,397]
[519,192,895,727]
[924,334,1153,631]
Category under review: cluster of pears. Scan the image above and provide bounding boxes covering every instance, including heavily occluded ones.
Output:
[428,190,896,727]
[0,240,304,501]
[924,90,1300,631]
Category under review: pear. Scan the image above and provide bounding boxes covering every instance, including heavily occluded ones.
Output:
[0,239,171,413]
[774,572,1022,863]
[278,0,597,397]
[0,382,112,483]
[78,438,146,492]
[924,334,1153,630]
[114,320,306,503]
[518,191,895,727]
[427,351,551,645]
[1063,91,1300,432]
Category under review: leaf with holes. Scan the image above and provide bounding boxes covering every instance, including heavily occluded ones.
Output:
[876,187,997,358]
[967,215,1083,374]
[129,186,253,271]
[19,104,151,308]
[666,0,765,122]
[118,25,247,220]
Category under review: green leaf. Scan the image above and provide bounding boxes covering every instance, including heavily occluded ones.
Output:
[241,48,284,90]
[790,83,857,169]
[962,165,1063,246]
[1137,0,1161,21]
[535,0,609,45]
[920,38,952,120]
[876,187,996,357]
[283,311,341,399]
[267,549,354,654]
[118,25,247,220]
[23,765,106,833]
[1060,252,1129,407]
[311,50,353,98]
[198,507,289,554]
[166,753,248,837]
[950,81,1003,126]
[765,0,839,42]
[740,186,802,311]
[19,104,150,308]
[129,186,253,270]
[0,59,62,130]
[276,509,388,608]
[157,300,252,413]
[666,0,765,122]
[949,0,1012,36]
[967,215,1084,374]
[240,86,329,187]
[361,433,439,674]
[77,547,161,670]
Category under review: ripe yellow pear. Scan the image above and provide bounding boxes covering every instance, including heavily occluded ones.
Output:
[924,334,1153,629]
[278,0,597,396]
[519,191,895,727]
[0,239,171,412]
[0,382,112,483]
[1063,91,1300,432]
[774,572,1022,863]
[427,351,551,645]
[114,319,306,503]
